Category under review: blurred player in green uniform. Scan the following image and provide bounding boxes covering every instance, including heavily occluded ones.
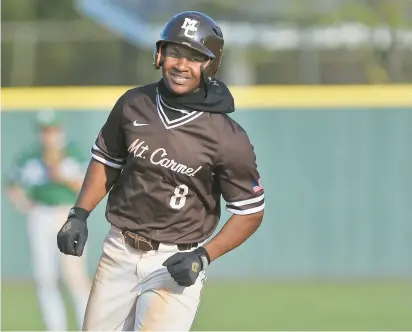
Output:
[6,111,91,330]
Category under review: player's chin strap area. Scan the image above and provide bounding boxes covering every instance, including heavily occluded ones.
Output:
[157,78,235,114]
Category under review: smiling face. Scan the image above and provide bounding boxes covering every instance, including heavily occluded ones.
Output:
[161,43,210,95]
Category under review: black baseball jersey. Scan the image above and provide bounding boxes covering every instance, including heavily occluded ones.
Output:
[91,83,265,244]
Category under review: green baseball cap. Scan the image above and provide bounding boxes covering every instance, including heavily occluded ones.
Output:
[36,110,62,128]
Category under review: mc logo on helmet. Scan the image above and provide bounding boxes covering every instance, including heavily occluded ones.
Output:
[181,18,199,39]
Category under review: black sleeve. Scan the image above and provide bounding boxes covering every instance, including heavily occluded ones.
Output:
[91,96,128,169]
[214,118,265,215]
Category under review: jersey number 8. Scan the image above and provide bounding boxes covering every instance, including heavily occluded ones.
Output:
[169,184,189,210]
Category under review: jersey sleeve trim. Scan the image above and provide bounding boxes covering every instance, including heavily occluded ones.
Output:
[91,153,123,169]
[91,143,126,169]
[225,193,265,215]
[226,193,264,207]
[92,144,126,162]
[227,202,265,215]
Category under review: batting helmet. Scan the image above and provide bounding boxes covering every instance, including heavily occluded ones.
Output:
[153,11,224,84]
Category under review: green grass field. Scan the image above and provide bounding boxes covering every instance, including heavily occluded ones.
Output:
[2,280,411,331]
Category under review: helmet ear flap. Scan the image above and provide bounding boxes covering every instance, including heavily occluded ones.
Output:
[154,42,165,69]
[201,58,215,84]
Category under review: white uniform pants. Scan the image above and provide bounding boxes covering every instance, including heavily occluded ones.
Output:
[83,225,207,331]
[27,205,92,331]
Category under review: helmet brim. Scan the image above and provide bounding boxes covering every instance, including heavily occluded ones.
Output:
[157,39,216,59]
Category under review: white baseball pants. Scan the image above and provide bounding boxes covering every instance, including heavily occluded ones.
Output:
[82,225,207,331]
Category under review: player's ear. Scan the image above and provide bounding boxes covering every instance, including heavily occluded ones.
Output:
[158,43,166,67]
[154,42,165,69]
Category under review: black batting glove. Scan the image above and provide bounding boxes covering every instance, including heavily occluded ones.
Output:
[163,247,210,287]
[57,207,89,256]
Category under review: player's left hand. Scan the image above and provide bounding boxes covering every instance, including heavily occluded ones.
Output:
[163,247,210,287]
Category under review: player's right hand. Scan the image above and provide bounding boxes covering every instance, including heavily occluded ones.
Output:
[57,207,89,256]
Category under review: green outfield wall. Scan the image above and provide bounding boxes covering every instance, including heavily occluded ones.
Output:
[2,86,411,279]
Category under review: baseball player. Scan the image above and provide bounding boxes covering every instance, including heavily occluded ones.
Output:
[57,11,265,331]
[6,111,91,331]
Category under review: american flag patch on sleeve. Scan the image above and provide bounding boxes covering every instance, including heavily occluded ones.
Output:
[252,178,263,193]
